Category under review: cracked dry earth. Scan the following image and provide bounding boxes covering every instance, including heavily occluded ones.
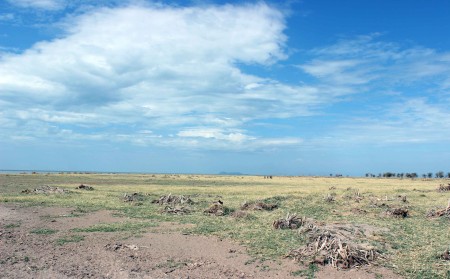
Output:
[0,204,402,279]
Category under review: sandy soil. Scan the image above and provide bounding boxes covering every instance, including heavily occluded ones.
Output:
[0,203,402,279]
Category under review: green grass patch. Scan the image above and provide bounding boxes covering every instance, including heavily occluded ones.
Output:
[4,223,20,229]
[56,235,85,245]
[71,221,157,233]
[30,228,58,235]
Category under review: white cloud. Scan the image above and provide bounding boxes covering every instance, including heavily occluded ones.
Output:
[322,98,450,145]
[0,13,15,21]
[1,3,317,150]
[7,0,65,10]
[299,34,450,92]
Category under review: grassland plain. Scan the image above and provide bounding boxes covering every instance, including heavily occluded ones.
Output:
[0,173,449,278]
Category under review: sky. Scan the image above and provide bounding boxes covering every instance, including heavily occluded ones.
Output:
[1,0,450,176]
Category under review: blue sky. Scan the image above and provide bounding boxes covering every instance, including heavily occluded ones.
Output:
[1,0,450,176]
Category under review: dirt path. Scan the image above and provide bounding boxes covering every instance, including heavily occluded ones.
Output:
[0,203,401,279]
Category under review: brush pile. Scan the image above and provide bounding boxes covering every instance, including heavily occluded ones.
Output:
[21,185,70,194]
[441,248,450,260]
[123,192,146,202]
[76,184,94,191]
[204,200,225,216]
[427,200,450,218]
[437,184,450,192]
[163,205,190,215]
[289,222,380,268]
[152,194,193,205]
[287,228,379,269]
[386,207,409,218]
[241,201,278,211]
[324,194,335,203]
[273,213,306,229]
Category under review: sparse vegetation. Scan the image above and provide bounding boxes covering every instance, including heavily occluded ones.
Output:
[31,228,58,235]
[56,235,85,245]
[1,173,450,278]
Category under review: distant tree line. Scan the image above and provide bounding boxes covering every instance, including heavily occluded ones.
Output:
[364,171,450,179]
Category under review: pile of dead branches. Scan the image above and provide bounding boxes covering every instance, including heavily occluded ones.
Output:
[163,205,190,215]
[152,194,193,205]
[204,200,225,216]
[441,248,450,260]
[21,185,70,195]
[437,184,450,192]
[241,201,278,211]
[342,189,363,203]
[324,194,336,203]
[427,200,450,218]
[123,192,146,202]
[273,213,306,229]
[386,207,409,218]
[76,184,94,191]
[287,229,379,269]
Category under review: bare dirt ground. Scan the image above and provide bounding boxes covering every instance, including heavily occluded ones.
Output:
[0,203,402,279]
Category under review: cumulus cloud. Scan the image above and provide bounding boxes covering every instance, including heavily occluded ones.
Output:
[1,3,316,149]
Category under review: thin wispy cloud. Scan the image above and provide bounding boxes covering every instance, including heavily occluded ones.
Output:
[7,0,65,10]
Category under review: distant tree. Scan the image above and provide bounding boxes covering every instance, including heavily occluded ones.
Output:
[436,171,444,178]
[330,174,333,177]
[447,172,450,178]
[422,174,427,178]
[427,172,433,178]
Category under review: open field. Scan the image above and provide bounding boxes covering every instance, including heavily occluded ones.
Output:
[0,173,449,278]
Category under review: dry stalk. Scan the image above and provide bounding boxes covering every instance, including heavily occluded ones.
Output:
[287,228,379,269]
[273,213,305,229]
[152,194,193,205]
[241,201,278,211]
